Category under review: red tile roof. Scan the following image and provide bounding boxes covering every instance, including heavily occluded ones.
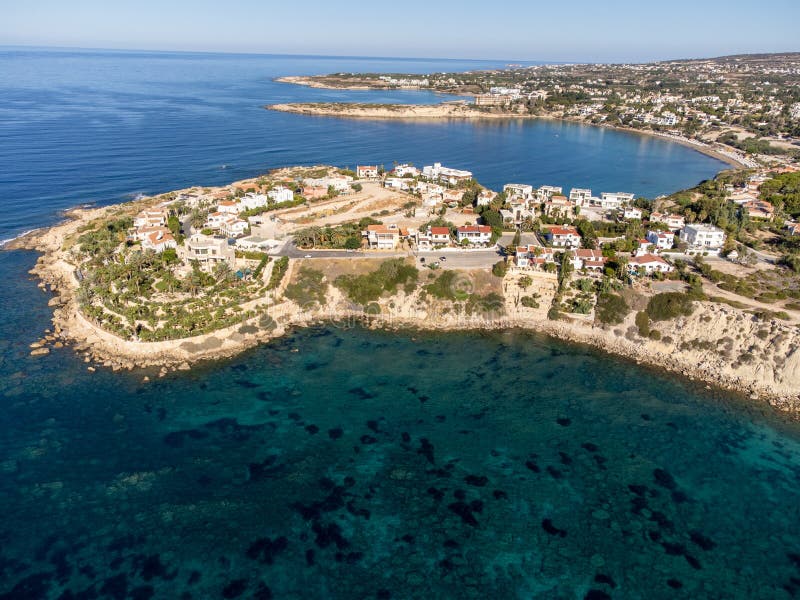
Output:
[457,225,491,233]
[549,227,579,236]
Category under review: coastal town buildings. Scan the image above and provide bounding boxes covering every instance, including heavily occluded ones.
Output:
[140,227,177,253]
[568,188,593,206]
[647,230,675,250]
[422,163,473,186]
[455,225,492,245]
[546,226,581,248]
[680,224,726,252]
[357,165,380,179]
[571,249,607,271]
[267,186,295,204]
[393,164,419,177]
[364,224,400,249]
[598,192,635,210]
[514,245,555,268]
[650,212,686,230]
[185,234,235,267]
[628,254,674,275]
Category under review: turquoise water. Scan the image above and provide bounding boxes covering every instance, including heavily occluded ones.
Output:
[1,50,798,598]
[2,249,800,598]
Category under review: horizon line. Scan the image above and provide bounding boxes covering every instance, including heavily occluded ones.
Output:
[3,43,797,67]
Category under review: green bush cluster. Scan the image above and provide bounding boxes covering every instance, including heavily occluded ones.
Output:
[334,259,418,305]
[646,292,695,321]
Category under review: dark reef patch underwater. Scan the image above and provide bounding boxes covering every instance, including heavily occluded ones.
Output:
[2,255,800,598]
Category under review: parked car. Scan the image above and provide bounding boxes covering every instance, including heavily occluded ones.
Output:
[419,257,425,263]
[439,256,447,262]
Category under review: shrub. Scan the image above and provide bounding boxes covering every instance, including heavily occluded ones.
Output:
[492,260,508,278]
[646,292,694,321]
[284,267,327,307]
[267,257,289,290]
[635,311,650,337]
[595,293,629,325]
[648,329,661,341]
[520,296,540,309]
[334,259,418,305]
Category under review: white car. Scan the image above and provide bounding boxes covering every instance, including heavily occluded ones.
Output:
[304,254,312,258]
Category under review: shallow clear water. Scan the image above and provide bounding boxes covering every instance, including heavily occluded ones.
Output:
[2,252,800,598]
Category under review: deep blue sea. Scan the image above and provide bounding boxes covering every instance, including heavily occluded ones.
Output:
[2,48,800,599]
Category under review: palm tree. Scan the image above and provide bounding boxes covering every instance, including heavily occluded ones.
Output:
[213,261,232,283]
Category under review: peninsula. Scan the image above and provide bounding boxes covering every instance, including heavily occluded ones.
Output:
[271,52,800,169]
[8,160,800,412]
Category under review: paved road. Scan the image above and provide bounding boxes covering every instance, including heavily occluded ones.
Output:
[278,241,504,269]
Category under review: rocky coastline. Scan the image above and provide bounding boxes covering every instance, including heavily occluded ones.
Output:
[6,204,800,415]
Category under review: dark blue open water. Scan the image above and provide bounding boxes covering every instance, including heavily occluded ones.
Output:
[2,49,799,599]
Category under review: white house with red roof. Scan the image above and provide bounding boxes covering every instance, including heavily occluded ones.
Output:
[455,225,492,245]
[650,212,685,230]
[141,227,177,253]
[364,224,399,249]
[219,217,249,238]
[416,226,451,250]
[515,245,555,268]
[357,165,379,179]
[429,226,451,245]
[623,207,643,220]
[647,230,675,250]
[133,209,168,229]
[570,249,607,271]
[628,254,674,275]
[546,226,581,248]
[217,200,240,215]
[633,238,652,256]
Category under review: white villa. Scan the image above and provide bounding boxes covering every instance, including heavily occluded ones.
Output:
[571,249,607,271]
[217,200,240,215]
[422,163,473,186]
[267,186,294,204]
[515,245,555,268]
[628,254,674,275]
[364,224,400,249]
[239,193,269,211]
[546,226,581,248]
[394,164,419,177]
[568,188,593,206]
[537,185,563,201]
[133,209,168,229]
[623,207,643,220]
[455,225,492,245]
[357,165,380,179]
[185,234,235,266]
[650,212,686,230]
[504,183,534,200]
[141,228,177,253]
[219,217,249,238]
[384,177,412,191]
[680,224,725,251]
[598,192,635,210]
[647,230,675,250]
[477,189,497,206]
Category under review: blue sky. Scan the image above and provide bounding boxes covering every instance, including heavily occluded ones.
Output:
[1,0,798,62]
